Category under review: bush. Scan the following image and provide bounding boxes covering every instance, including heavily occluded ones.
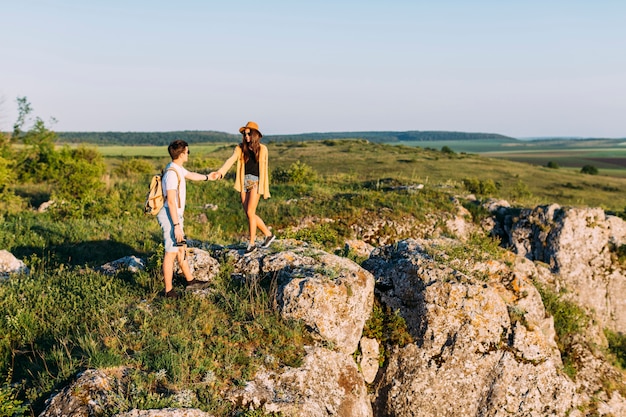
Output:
[580,165,598,175]
[511,179,533,200]
[441,145,455,155]
[53,147,106,201]
[604,329,626,369]
[272,160,318,184]
[0,372,27,417]
[462,177,499,196]
[115,158,155,177]
[0,156,16,193]
[546,161,560,169]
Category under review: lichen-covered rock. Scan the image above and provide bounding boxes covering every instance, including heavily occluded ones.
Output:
[174,247,220,283]
[211,241,374,354]
[359,337,379,384]
[227,346,372,417]
[508,204,626,333]
[115,408,214,417]
[39,369,123,417]
[364,238,579,417]
[260,245,375,354]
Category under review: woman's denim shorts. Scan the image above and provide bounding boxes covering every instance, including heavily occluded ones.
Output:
[244,174,259,192]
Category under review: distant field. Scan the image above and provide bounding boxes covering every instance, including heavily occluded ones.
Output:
[395,138,626,177]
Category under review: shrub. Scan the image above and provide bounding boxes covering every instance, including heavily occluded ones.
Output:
[462,177,499,196]
[580,165,598,175]
[115,158,154,177]
[0,372,27,417]
[511,179,533,200]
[272,160,318,184]
[461,200,490,225]
[0,156,16,193]
[362,299,413,365]
[546,161,560,169]
[604,329,626,369]
[441,145,455,155]
[45,146,107,218]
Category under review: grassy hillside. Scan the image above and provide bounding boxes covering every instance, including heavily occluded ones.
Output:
[2,138,626,415]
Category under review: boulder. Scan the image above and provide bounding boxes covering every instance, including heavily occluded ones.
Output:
[116,409,213,417]
[98,256,145,275]
[40,369,124,417]
[0,249,29,278]
[227,346,372,417]
[508,204,626,333]
[364,238,579,417]
[174,247,220,283]
[211,241,375,354]
[260,246,375,354]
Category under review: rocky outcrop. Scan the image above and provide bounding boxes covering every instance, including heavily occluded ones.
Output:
[364,239,579,417]
[174,245,220,283]
[40,369,124,417]
[37,225,626,417]
[116,409,214,417]
[227,346,372,417]
[506,204,626,333]
[39,368,215,417]
[216,241,375,354]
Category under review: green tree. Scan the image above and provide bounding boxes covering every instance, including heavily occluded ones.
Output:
[12,97,60,182]
[580,165,598,175]
[546,161,560,169]
[441,145,455,155]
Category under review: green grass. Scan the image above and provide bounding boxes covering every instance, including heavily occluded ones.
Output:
[0,261,310,415]
[4,138,626,415]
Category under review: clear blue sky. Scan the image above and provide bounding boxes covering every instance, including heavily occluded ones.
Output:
[1,0,625,138]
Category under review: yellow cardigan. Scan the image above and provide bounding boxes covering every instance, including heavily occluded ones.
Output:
[217,144,270,199]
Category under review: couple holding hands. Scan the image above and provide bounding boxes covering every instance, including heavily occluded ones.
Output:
[158,121,275,298]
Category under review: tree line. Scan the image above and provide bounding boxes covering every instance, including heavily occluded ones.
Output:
[55,130,515,145]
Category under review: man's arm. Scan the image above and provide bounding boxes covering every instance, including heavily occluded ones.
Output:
[185,171,219,181]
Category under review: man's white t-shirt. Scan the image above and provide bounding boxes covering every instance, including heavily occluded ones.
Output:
[162,162,188,216]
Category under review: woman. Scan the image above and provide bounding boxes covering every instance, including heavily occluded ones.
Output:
[216,121,275,255]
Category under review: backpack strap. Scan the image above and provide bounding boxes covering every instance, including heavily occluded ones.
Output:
[164,167,182,209]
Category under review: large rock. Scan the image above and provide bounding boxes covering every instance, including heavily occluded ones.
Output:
[115,409,213,417]
[217,241,375,354]
[0,249,29,277]
[174,246,220,283]
[40,369,124,417]
[98,256,145,275]
[507,204,626,333]
[227,346,372,417]
[364,238,579,417]
[40,367,215,417]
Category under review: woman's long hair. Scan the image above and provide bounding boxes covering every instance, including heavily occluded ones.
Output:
[240,130,261,163]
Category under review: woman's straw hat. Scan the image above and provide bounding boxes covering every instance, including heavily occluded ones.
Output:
[239,121,263,137]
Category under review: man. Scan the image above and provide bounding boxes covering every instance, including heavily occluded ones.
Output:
[157,140,220,298]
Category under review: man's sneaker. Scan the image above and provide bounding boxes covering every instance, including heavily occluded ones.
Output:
[185,279,210,290]
[261,234,276,248]
[164,288,180,299]
[244,244,257,256]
